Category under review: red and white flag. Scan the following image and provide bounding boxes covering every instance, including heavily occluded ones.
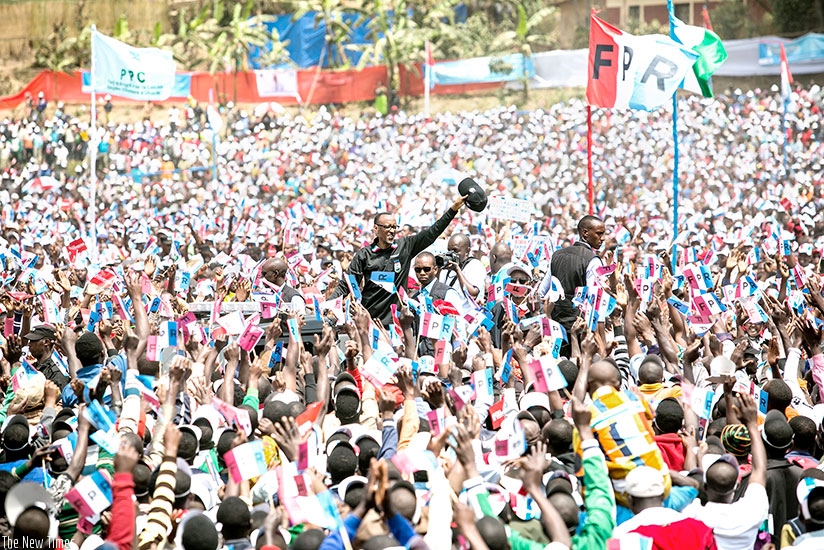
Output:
[587,11,697,110]
[780,43,793,101]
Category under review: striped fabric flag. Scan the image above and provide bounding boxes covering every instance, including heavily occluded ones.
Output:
[780,43,793,102]
[670,15,727,97]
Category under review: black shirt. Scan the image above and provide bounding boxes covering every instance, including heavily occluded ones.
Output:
[331,206,458,324]
[35,355,69,390]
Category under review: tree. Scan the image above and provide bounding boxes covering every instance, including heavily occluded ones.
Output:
[156,5,217,70]
[711,0,764,39]
[771,0,821,34]
[207,0,289,101]
[155,0,290,100]
[293,0,362,68]
[488,2,558,99]
[354,0,425,104]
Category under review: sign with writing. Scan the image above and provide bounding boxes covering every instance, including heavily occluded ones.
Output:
[487,196,533,223]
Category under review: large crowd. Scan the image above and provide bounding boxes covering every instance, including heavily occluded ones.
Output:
[0,82,821,550]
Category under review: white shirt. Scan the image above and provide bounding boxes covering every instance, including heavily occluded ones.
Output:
[585,253,604,288]
[793,530,824,547]
[439,257,487,302]
[683,484,768,550]
[612,507,688,538]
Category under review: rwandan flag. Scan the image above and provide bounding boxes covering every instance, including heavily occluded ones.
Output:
[670,15,728,97]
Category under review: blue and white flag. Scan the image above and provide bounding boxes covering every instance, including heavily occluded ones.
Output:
[91,30,176,100]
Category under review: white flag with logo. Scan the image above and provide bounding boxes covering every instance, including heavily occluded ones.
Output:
[91,30,176,100]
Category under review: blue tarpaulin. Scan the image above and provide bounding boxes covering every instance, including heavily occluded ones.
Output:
[759,33,824,65]
[431,54,534,86]
[250,13,372,69]
[250,6,468,69]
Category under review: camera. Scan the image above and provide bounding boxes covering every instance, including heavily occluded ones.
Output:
[435,251,460,268]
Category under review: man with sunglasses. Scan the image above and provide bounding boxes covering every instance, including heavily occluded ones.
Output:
[331,196,467,325]
[412,252,463,358]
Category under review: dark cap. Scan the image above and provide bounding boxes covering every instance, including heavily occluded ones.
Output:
[458,177,488,212]
[333,373,360,398]
[23,325,56,341]
[2,415,31,452]
[763,410,794,449]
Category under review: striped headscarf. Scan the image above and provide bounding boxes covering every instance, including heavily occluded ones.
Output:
[721,424,752,457]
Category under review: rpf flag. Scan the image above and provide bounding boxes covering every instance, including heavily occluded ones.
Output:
[91,30,176,100]
[780,43,793,102]
[587,11,698,110]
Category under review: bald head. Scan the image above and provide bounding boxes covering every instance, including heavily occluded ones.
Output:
[587,360,621,395]
[705,460,739,501]
[519,418,541,449]
[638,360,664,385]
[261,258,288,285]
[448,234,471,262]
[548,492,579,532]
[490,242,513,275]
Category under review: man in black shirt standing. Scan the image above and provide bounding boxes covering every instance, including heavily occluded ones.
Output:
[23,325,69,390]
[548,215,605,334]
[332,195,467,324]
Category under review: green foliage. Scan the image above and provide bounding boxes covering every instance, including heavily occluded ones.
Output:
[771,0,822,34]
[487,2,558,100]
[352,0,424,97]
[711,0,764,39]
[33,24,92,73]
[157,0,290,74]
[431,10,497,59]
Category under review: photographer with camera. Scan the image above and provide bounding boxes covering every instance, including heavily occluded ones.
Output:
[438,233,487,304]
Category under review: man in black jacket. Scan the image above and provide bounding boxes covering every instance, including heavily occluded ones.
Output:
[548,215,605,333]
[331,196,467,325]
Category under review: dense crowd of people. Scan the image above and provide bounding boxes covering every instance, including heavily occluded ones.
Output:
[0,83,822,550]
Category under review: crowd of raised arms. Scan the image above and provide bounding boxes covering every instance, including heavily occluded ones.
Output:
[0,84,823,550]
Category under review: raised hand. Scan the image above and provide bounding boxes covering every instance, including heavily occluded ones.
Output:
[520,441,549,492]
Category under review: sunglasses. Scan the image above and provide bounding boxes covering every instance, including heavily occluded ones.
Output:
[375,223,398,231]
[510,278,530,285]
[414,266,433,273]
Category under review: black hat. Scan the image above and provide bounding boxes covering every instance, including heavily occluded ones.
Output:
[333,373,361,398]
[763,410,794,449]
[458,177,488,212]
[23,325,56,341]
[2,415,31,452]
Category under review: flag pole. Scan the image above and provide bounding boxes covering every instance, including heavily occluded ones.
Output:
[89,25,98,264]
[667,0,679,273]
[209,89,218,185]
[586,104,593,215]
[780,43,792,177]
[783,97,789,176]
[424,41,431,119]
